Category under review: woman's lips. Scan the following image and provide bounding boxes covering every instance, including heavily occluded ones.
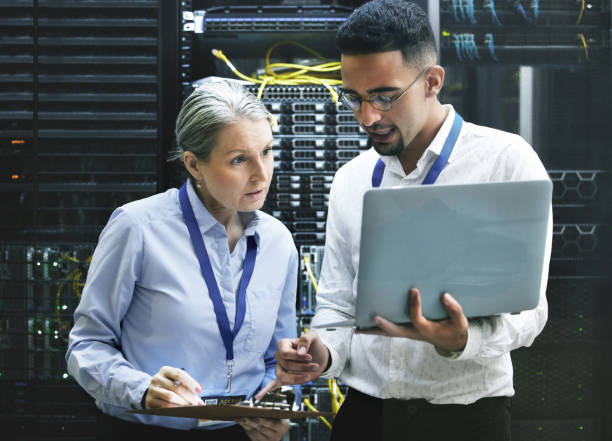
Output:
[245,189,265,200]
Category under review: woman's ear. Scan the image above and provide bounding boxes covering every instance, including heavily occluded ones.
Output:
[425,65,445,97]
[183,151,201,181]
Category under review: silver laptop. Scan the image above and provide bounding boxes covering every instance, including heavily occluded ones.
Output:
[314,180,552,330]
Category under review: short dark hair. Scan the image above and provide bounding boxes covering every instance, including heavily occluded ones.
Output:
[336,0,437,66]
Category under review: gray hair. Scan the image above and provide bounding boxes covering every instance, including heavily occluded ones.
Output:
[170,80,272,163]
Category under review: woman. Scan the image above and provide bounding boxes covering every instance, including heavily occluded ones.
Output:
[66,80,297,441]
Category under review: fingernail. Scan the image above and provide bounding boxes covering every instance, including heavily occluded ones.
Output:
[297,346,306,355]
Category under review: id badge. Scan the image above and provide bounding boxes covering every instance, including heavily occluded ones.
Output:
[201,394,246,406]
[197,392,248,428]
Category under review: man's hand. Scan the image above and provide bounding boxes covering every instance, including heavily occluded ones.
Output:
[143,366,204,409]
[360,288,469,353]
[254,331,329,401]
[237,417,289,441]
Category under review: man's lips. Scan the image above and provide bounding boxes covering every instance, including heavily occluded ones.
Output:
[367,127,397,143]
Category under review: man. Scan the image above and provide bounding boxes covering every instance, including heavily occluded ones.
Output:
[257,1,551,439]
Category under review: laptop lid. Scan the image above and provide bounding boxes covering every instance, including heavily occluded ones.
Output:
[351,179,552,329]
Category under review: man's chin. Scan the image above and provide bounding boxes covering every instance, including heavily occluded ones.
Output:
[371,141,404,157]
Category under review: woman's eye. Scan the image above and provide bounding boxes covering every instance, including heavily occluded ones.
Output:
[262,147,272,156]
[231,156,246,165]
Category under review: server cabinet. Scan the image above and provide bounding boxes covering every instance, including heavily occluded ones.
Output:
[0,1,180,439]
[1,1,610,441]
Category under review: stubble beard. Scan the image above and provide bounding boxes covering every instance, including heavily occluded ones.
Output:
[369,132,405,157]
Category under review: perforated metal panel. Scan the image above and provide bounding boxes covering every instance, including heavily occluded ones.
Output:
[535,277,608,347]
[512,418,603,441]
[512,348,605,419]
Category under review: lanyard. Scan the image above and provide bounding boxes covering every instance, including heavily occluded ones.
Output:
[371,112,464,188]
[178,183,257,393]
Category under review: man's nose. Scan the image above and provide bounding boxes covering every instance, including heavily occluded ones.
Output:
[357,101,383,127]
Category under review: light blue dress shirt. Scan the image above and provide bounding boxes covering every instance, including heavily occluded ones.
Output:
[66,180,298,430]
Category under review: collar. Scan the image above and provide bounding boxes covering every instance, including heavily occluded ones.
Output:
[184,180,261,246]
[379,104,457,179]
[425,104,457,159]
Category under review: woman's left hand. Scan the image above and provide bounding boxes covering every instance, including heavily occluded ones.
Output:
[236,417,289,441]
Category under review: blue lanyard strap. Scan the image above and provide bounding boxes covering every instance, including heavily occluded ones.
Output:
[371,112,464,188]
[178,183,257,363]
[371,157,386,188]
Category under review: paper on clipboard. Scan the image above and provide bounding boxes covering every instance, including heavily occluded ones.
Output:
[128,404,332,421]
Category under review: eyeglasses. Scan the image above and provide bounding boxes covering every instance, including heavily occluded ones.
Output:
[338,67,429,112]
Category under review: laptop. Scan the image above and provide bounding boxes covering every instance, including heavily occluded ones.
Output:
[313,180,552,330]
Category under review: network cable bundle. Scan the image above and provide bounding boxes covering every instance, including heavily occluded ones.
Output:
[295,245,347,440]
[197,41,369,247]
[440,0,610,64]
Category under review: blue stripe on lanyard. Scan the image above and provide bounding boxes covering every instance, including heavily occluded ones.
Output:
[371,112,464,188]
[371,157,386,188]
[178,183,257,362]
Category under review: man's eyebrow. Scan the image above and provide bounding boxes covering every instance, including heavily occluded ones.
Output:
[339,86,401,95]
[366,86,401,94]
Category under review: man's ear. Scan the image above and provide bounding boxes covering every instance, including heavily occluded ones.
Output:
[425,65,445,97]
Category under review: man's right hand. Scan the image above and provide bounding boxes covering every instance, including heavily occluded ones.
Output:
[255,331,330,401]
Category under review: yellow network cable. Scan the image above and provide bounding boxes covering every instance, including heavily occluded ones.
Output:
[212,40,341,101]
[302,255,318,293]
[577,33,590,60]
[303,397,333,430]
[576,0,585,25]
[55,254,91,330]
[328,379,345,416]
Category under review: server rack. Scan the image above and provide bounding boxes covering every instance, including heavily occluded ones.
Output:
[1,1,610,441]
[180,2,612,440]
[0,1,180,439]
[439,2,612,440]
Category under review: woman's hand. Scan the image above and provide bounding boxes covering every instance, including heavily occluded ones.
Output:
[142,365,204,409]
[237,418,289,441]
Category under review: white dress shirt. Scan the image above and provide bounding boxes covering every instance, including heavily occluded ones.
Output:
[66,180,297,429]
[312,105,552,404]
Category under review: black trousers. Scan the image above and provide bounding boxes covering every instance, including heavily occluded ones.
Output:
[331,388,512,441]
[96,411,251,441]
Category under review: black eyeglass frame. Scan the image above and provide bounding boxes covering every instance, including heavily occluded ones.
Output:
[337,67,430,112]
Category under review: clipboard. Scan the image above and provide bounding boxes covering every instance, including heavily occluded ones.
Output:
[128,404,332,420]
